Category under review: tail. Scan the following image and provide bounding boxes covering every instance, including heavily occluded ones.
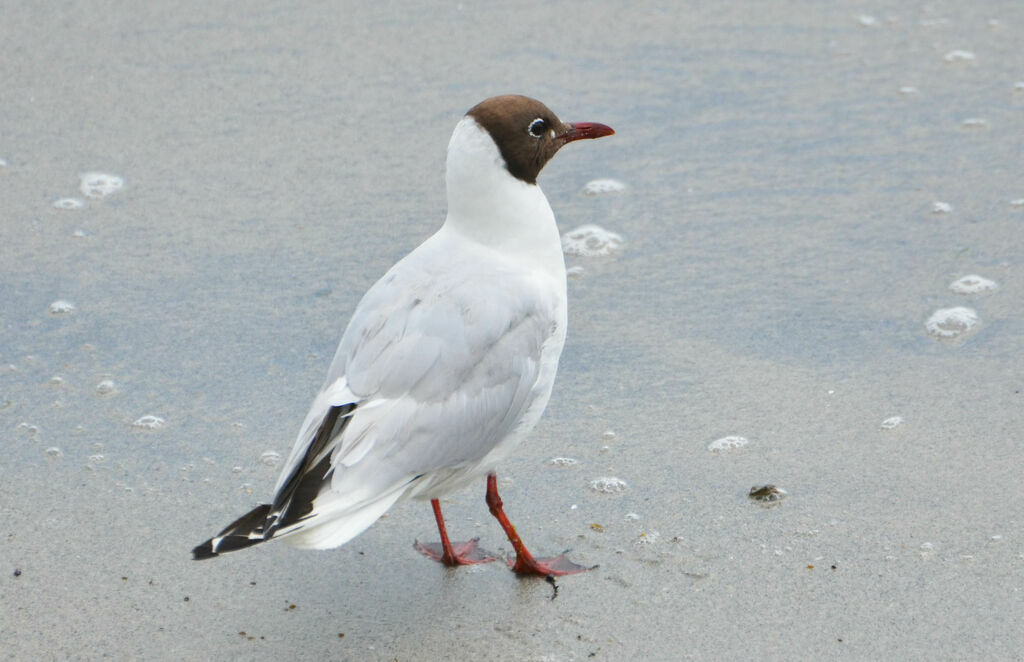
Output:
[193,401,365,560]
[192,504,273,560]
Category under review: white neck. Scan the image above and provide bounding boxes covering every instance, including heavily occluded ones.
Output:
[441,117,564,275]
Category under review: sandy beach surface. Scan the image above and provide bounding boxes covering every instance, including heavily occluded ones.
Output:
[2,2,1022,660]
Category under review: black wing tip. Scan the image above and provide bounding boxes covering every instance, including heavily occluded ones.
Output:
[191,535,266,560]
[192,540,219,561]
[191,503,275,561]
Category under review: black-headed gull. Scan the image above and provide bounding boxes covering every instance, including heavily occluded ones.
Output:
[193,95,614,576]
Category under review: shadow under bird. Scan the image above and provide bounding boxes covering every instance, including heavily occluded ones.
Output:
[193,94,614,576]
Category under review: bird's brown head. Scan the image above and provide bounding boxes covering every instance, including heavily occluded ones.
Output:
[466,95,614,185]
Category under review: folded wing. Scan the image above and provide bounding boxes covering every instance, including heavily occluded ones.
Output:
[265,243,563,549]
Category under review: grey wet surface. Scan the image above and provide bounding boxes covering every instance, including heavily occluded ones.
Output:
[3,2,1023,660]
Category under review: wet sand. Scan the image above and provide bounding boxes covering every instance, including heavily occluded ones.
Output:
[2,2,1022,660]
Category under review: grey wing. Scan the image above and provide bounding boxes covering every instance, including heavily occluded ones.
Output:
[331,258,561,473]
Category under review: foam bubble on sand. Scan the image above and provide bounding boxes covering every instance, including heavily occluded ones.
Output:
[546,457,580,466]
[708,435,750,452]
[949,274,997,294]
[962,117,988,128]
[925,307,978,338]
[53,198,84,210]
[899,86,919,94]
[880,416,903,430]
[48,300,76,315]
[132,415,165,429]
[582,178,627,196]
[931,201,953,214]
[1010,199,1024,207]
[857,15,878,26]
[18,422,40,435]
[1015,82,1024,92]
[566,265,585,279]
[943,50,976,62]
[589,476,628,493]
[95,379,117,396]
[561,224,623,256]
[259,451,282,467]
[79,172,124,199]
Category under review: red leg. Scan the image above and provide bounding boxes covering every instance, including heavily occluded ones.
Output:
[485,473,593,576]
[414,499,496,566]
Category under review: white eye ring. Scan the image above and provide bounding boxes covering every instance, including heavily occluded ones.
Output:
[528,118,546,138]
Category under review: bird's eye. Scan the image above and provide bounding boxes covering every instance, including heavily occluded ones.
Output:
[528,118,547,138]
